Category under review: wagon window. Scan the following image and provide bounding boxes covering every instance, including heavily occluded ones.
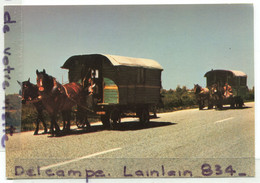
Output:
[95,70,99,78]
[91,69,99,78]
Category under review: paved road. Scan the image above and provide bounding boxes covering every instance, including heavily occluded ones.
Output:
[6,102,255,178]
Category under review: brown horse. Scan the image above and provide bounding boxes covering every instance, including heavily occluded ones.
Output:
[194,84,211,110]
[36,69,87,136]
[17,79,48,135]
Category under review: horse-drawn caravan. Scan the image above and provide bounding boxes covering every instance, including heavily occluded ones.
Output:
[204,69,247,108]
[61,54,163,128]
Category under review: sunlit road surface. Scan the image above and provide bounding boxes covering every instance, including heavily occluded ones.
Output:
[6,102,254,178]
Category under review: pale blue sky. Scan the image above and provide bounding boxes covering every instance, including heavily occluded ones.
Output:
[5,4,254,94]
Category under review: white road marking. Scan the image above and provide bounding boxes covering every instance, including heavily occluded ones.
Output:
[214,117,234,124]
[40,147,122,170]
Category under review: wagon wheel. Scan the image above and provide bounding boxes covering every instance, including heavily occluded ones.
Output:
[208,100,213,109]
[139,108,150,125]
[101,114,110,129]
[237,97,244,108]
[110,108,121,129]
[216,102,223,110]
[230,100,235,108]
[110,108,121,124]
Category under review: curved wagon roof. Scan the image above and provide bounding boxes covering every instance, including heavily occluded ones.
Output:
[204,69,247,77]
[61,54,163,70]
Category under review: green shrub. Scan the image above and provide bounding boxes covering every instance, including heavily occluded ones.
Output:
[159,86,197,112]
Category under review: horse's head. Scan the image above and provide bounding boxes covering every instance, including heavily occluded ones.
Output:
[36,69,63,96]
[194,84,202,94]
[36,69,55,94]
[17,78,37,104]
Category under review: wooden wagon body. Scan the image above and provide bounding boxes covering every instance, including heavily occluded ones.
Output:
[61,54,163,128]
[204,69,248,107]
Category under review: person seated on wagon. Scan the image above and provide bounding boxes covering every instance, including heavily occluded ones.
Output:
[223,82,233,98]
[82,74,95,95]
[87,77,96,95]
[87,77,100,108]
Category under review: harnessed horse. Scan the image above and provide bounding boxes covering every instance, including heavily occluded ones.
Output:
[194,84,211,110]
[36,69,88,136]
[17,79,48,135]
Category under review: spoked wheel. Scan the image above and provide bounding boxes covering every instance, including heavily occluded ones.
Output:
[139,108,150,125]
[236,96,244,108]
[101,108,121,129]
[208,102,213,109]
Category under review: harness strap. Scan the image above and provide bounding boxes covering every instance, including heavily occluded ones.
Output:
[62,84,94,113]
[51,77,94,113]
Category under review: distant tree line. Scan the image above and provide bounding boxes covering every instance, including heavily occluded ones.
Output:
[157,85,197,112]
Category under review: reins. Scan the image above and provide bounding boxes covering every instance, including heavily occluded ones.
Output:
[53,78,94,113]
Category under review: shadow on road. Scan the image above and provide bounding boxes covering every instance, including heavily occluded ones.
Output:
[215,106,252,111]
[52,121,176,137]
[113,121,176,131]
[199,106,252,111]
